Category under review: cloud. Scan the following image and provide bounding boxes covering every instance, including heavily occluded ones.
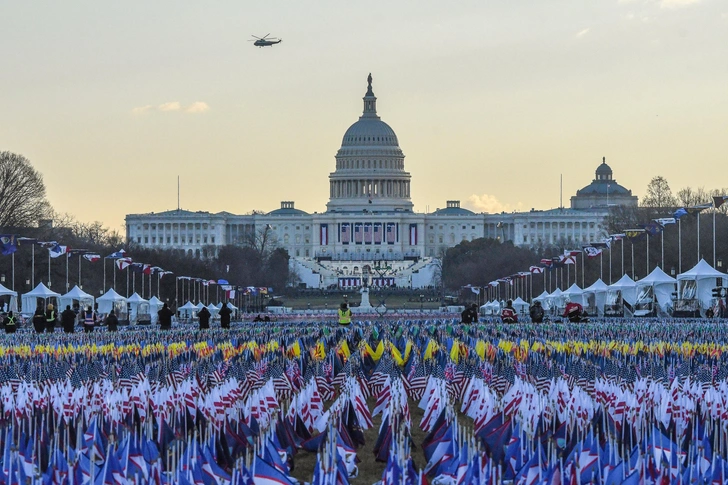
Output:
[131,105,153,114]
[660,0,700,7]
[158,101,181,112]
[465,194,523,214]
[576,28,590,38]
[185,102,210,113]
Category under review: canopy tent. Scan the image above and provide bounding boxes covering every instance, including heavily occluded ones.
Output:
[127,293,150,324]
[546,288,565,315]
[583,279,609,316]
[479,301,500,315]
[562,284,585,307]
[0,283,18,313]
[218,302,238,311]
[206,303,220,316]
[606,275,637,317]
[96,289,128,319]
[195,302,206,310]
[60,286,94,313]
[677,259,727,316]
[512,297,529,315]
[178,301,198,318]
[532,291,552,311]
[635,267,677,317]
[148,296,163,324]
[21,283,60,316]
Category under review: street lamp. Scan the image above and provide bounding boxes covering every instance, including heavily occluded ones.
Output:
[718,259,723,269]
[670,267,676,276]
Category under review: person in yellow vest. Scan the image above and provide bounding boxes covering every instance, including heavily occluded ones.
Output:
[3,311,17,333]
[338,302,352,326]
[45,303,57,332]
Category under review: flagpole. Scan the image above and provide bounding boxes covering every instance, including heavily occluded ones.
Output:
[631,241,635,279]
[126,266,129,297]
[11,253,14,292]
[609,243,612,284]
[581,251,585,288]
[103,257,106,293]
[697,211,701,263]
[646,232,649,276]
[48,250,51,288]
[78,255,82,288]
[600,251,603,281]
[678,218,682,273]
[713,207,717,267]
[65,252,69,292]
[621,238,624,277]
[31,244,35,288]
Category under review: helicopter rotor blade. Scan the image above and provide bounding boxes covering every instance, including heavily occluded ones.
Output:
[252,35,263,39]
[263,33,270,39]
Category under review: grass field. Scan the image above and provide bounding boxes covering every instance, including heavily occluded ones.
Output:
[289,397,429,483]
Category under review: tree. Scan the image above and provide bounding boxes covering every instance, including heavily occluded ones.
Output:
[641,176,677,208]
[0,151,51,227]
[676,186,710,208]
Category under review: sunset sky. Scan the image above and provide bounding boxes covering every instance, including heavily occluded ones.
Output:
[1,0,726,233]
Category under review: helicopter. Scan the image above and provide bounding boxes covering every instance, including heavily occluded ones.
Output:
[249,34,282,47]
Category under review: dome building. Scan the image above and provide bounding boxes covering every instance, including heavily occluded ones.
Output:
[327,74,413,213]
[570,157,638,209]
[126,75,614,289]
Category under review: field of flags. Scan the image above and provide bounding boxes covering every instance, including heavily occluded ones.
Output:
[2,318,728,484]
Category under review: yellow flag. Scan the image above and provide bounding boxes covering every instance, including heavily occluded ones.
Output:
[391,343,404,366]
[338,340,351,359]
[424,339,438,361]
[450,339,460,364]
[291,340,301,358]
[475,340,486,359]
[403,340,413,363]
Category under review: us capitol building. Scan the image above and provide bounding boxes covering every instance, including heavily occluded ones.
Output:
[126,75,638,289]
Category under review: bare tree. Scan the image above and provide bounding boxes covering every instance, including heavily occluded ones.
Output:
[0,151,51,227]
[244,224,279,259]
[641,176,677,208]
[676,186,711,208]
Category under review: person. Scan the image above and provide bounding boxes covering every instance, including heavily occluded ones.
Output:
[105,309,119,331]
[32,306,45,333]
[197,306,211,330]
[529,301,545,323]
[219,302,232,329]
[563,297,586,323]
[83,306,97,333]
[45,303,57,333]
[338,302,352,326]
[61,305,76,333]
[253,314,263,322]
[501,300,518,324]
[470,303,479,323]
[461,305,472,323]
[3,311,17,334]
[158,303,174,330]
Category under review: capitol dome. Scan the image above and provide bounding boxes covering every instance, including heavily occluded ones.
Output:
[327,74,413,213]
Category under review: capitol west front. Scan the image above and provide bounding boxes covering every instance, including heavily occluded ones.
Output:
[126,76,635,289]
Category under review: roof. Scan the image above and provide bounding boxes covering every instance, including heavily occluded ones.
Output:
[677,259,727,280]
[429,206,476,216]
[267,207,309,216]
[576,180,632,196]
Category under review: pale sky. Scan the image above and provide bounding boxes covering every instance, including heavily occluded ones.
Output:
[1,0,726,233]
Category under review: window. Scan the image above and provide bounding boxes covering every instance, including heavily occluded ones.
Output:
[137,237,141,243]
[429,225,433,229]
[174,236,178,244]
[462,225,466,230]
[211,236,215,244]
[472,225,475,229]
[152,237,156,244]
[203,236,208,244]
[144,237,148,243]
[166,237,170,244]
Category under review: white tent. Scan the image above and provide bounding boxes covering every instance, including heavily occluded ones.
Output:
[178,301,197,318]
[206,303,219,316]
[677,259,727,316]
[583,279,609,316]
[195,302,206,310]
[563,283,586,306]
[0,283,18,313]
[532,291,552,311]
[479,301,499,315]
[21,283,60,316]
[635,267,677,317]
[512,297,529,315]
[96,289,128,318]
[127,293,150,323]
[218,302,238,311]
[148,296,163,324]
[546,288,565,315]
[60,285,94,313]
[606,274,636,316]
